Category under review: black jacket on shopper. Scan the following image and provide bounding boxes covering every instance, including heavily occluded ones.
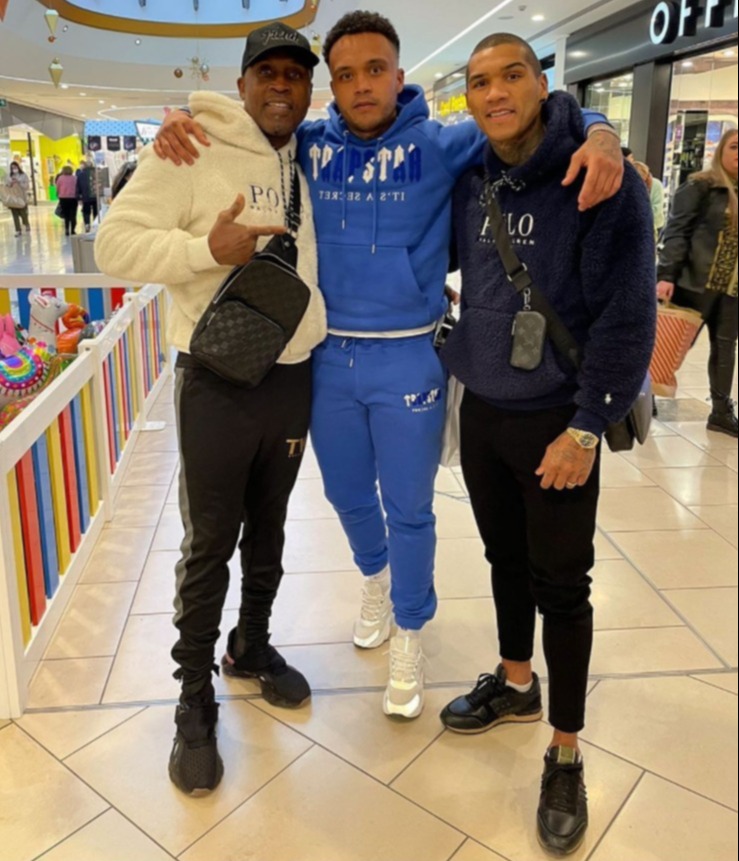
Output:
[658,179,730,293]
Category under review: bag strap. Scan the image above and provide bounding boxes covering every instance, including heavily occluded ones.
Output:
[484,182,582,371]
[285,158,302,236]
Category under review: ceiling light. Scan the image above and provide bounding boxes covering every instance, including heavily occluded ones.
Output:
[99,99,105,104]
[532,14,545,22]
[723,49,736,57]
[60,84,69,90]
[79,92,87,96]
[135,39,142,45]
[435,72,444,79]
[570,51,588,59]
[682,60,694,67]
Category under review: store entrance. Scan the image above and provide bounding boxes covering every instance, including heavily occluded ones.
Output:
[664,46,738,198]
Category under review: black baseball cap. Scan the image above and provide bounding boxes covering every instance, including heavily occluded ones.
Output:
[241,22,320,75]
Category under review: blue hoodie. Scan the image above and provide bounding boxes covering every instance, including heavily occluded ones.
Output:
[441,91,657,435]
[298,86,607,333]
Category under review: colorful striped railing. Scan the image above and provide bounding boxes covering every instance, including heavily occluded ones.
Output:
[0,280,170,718]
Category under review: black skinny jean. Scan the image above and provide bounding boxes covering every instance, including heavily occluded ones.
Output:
[675,287,738,405]
[460,393,601,734]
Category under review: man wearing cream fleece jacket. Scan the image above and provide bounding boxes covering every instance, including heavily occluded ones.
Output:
[95,24,327,797]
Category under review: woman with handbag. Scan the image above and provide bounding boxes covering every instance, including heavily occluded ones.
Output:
[3,163,31,237]
[658,129,739,438]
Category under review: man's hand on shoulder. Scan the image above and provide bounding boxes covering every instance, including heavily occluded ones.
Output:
[563,129,625,212]
[154,110,211,166]
[208,195,287,267]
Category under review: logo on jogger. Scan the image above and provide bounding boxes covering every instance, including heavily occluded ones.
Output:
[404,389,442,414]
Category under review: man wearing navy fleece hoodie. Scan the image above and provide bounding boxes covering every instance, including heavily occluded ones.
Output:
[439,35,656,855]
[154,12,624,723]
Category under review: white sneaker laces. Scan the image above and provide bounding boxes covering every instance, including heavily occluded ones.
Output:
[360,584,389,623]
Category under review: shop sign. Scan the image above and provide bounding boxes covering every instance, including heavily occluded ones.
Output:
[438,93,468,118]
[650,0,738,46]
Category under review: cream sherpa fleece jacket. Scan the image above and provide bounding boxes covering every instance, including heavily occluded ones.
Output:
[95,92,326,363]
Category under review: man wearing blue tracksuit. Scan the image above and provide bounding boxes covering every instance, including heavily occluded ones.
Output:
[155,11,623,720]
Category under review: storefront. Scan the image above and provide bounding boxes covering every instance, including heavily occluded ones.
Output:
[566,0,738,196]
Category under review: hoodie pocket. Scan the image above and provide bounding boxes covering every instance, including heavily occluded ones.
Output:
[442,308,572,402]
[318,243,430,327]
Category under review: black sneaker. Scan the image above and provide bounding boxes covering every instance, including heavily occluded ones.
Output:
[537,747,589,857]
[221,628,311,709]
[168,681,223,796]
[440,665,543,734]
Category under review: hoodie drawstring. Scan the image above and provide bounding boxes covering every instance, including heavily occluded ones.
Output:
[371,139,381,256]
[341,133,350,231]
[340,134,380,255]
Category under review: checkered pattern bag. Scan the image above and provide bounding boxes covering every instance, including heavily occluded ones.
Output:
[190,170,311,388]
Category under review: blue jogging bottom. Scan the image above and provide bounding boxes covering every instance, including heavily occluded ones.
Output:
[310,333,446,630]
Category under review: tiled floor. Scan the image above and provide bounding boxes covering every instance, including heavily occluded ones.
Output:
[2,265,738,859]
[0,204,75,275]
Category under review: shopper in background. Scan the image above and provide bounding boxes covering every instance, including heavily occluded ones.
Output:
[77,160,99,232]
[658,129,739,438]
[3,162,31,236]
[56,166,79,236]
[95,23,326,797]
[154,10,625,723]
[440,34,656,856]
[624,147,666,239]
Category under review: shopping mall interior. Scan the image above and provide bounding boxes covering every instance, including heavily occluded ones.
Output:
[0,2,737,860]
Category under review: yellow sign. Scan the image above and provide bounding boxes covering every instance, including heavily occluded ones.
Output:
[438,94,468,117]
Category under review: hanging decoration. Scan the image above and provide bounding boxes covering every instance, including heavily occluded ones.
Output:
[48,58,64,88]
[44,8,60,42]
[174,57,211,83]
[311,33,322,57]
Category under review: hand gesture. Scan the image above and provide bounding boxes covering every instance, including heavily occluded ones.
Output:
[208,195,286,267]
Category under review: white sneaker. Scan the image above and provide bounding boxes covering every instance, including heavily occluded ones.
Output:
[383,629,425,720]
[353,568,393,649]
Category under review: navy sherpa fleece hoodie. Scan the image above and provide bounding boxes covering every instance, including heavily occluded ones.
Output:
[442,91,657,436]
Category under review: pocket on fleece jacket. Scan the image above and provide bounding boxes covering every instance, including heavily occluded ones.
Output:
[441,308,572,402]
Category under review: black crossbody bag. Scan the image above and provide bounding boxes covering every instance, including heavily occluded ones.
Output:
[484,185,652,453]
[190,166,311,388]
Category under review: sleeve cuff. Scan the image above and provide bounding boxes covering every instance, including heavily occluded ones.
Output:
[569,408,610,438]
[587,123,621,139]
[186,235,220,273]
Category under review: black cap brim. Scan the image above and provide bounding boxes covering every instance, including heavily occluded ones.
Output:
[242,45,320,75]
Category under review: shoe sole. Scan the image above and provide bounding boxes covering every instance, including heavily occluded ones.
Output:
[353,616,392,650]
[536,824,587,857]
[444,709,544,735]
[221,659,311,710]
[383,696,424,720]
[707,423,738,439]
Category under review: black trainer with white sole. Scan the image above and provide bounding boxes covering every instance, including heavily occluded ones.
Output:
[440,664,543,734]
[221,628,311,709]
[537,746,589,856]
[168,681,224,796]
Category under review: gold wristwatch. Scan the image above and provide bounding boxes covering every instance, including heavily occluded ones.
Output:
[567,428,600,450]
